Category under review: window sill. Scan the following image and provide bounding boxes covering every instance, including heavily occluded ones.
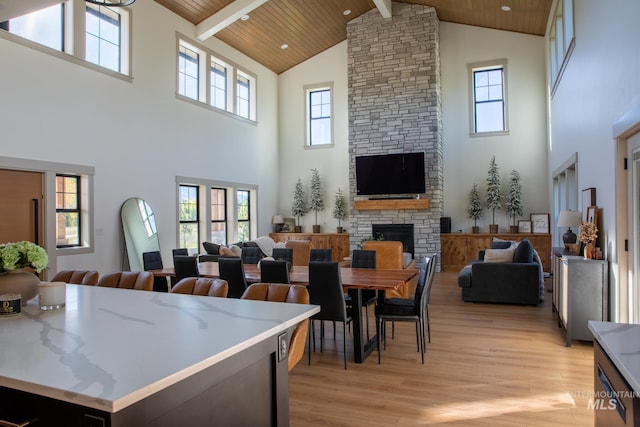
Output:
[469,130,510,138]
[175,94,257,125]
[305,143,335,150]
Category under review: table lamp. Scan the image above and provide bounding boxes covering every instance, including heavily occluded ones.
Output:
[557,210,582,248]
[272,214,284,232]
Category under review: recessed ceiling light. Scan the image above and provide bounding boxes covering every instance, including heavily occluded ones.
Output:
[501,5,511,11]
[281,44,289,50]
[343,9,351,16]
[240,14,250,21]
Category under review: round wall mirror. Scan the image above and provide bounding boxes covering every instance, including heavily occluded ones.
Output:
[121,198,160,271]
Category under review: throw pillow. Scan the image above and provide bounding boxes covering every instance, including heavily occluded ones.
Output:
[229,245,242,257]
[490,241,513,249]
[514,239,534,263]
[202,242,220,255]
[220,247,235,257]
[484,247,516,263]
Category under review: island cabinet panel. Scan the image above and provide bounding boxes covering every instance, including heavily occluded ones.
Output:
[440,233,552,272]
[269,233,350,262]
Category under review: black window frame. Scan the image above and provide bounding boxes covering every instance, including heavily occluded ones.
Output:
[55,174,81,248]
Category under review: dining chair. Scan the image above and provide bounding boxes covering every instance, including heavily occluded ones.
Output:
[259,260,291,284]
[173,255,199,282]
[240,283,309,371]
[143,250,170,292]
[170,277,228,297]
[97,271,154,291]
[374,255,435,364]
[347,249,378,340]
[284,240,312,266]
[241,246,263,264]
[309,248,332,262]
[307,261,352,370]
[271,248,293,264]
[172,248,189,257]
[50,270,99,286]
[218,257,248,298]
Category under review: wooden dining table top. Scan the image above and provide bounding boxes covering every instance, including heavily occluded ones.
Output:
[151,262,418,291]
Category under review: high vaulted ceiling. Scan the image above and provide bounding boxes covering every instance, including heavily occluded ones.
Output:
[155,0,553,74]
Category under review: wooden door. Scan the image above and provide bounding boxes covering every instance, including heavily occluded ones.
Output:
[0,169,44,245]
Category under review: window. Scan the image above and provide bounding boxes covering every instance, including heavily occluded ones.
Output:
[86,3,121,72]
[469,60,508,135]
[6,4,63,51]
[210,60,227,110]
[549,0,575,95]
[56,175,81,247]
[210,188,227,245]
[178,42,199,100]
[305,84,333,146]
[178,185,199,252]
[237,190,250,242]
[177,35,257,122]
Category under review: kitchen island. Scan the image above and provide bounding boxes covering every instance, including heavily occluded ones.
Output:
[0,284,318,426]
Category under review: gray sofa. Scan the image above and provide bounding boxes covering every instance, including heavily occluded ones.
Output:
[457,239,543,306]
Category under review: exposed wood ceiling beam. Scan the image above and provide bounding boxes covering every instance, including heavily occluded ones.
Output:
[373,0,392,19]
[196,0,269,41]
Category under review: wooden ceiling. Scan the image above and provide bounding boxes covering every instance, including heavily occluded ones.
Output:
[154,0,553,74]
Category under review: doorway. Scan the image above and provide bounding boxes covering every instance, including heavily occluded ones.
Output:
[0,169,44,245]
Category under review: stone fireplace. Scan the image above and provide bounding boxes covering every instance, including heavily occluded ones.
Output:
[347,3,443,267]
[372,224,414,256]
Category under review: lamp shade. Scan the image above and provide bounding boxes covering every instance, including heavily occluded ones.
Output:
[557,210,581,228]
[272,215,284,224]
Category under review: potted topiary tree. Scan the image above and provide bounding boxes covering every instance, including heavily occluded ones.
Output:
[333,188,347,233]
[309,168,325,233]
[291,177,307,233]
[505,169,523,233]
[468,183,483,233]
[486,156,502,233]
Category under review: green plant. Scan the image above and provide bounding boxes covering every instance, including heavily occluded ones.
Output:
[0,241,48,273]
[309,168,325,225]
[486,155,502,225]
[505,169,523,226]
[291,177,307,226]
[332,188,347,227]
[356,234,384,250]
[467,183,483,226]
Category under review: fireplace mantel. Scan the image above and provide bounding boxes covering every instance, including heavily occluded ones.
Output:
[354,199,430,211]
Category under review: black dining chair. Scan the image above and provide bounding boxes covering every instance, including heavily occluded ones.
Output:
[143,250,169,292]
[347,250,378,339]
[374,254,436,364]
[272,248,294,264]
[241,247,263,264]
[172,248,189,257]
[173,255,199,283]
[218,257,248,298]
[307,261,352,370]
[259,260,291,284]
[309,248,332,262]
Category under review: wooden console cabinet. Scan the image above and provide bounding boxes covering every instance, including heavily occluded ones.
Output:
[269,232,350,262]
[440,233,552,272]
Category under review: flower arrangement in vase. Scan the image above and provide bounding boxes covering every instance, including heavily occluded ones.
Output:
[0,241,48,305]
[578,222,598,259]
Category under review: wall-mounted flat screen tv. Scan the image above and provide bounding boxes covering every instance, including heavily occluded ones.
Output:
[355,152,425,196]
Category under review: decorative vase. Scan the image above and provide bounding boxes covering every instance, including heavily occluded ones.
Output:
[294,225,302,233]
[337,226,343,234]
[313,225,321,233]
[0,269,40,306]
[510,225,519,234]
[489,224,499,234]
[472,226,480,234]
[584,244,595,260]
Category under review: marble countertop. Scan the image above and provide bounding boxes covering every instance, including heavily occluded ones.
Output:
[0,284,318,413]
[589,321,640,392]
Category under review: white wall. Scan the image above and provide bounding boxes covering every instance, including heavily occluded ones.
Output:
[277,42,349,233]
[440,23,549,233]
[0,0,279,276]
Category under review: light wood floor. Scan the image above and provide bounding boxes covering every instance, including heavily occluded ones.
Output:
[289,271,594,426]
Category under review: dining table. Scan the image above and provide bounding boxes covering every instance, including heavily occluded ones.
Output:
[151,261,419,363]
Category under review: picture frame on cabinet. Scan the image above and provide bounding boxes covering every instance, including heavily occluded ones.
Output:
[518,220,532,233]
[282,218,296,232]
[582,187,596,222]
[530,213,550,234]
[586,206,598,225]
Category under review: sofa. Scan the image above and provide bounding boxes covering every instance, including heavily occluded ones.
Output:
[457,239,543,305]
[198,241,264,262]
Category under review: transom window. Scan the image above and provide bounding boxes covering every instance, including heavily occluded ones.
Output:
[178,185,199,252]
[56,175,81,248]
[469,60,509,135]
[210,188,227,245]
[6,4,63,51]
[305,84,333,146]
[237,190,250,242]
[86,4,121,72]
[177,35,257,122]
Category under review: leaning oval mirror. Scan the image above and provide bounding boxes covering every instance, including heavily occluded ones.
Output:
[121,198,160,271]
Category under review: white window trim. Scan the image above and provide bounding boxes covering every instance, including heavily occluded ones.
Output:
[176,32,258,124]
[548,0,575,97]
[0,0,132,81]
[468,59,509,137]
[304,82,334,148]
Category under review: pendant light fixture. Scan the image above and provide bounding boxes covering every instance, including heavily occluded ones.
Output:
[85,0,135,7]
